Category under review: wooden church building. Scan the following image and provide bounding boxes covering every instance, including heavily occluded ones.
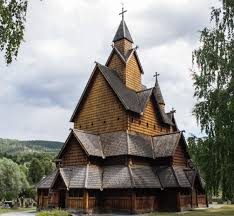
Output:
[37,10,207,213]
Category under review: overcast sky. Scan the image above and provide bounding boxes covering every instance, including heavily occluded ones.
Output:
[0,0,217,141]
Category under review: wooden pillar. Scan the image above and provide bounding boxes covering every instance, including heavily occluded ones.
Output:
[177,191,181,212]
[191,188,193,209]
[131,190,136,214]
[65,190,69,209]
[83,190,89,213]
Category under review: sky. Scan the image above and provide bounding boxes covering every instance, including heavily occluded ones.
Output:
[0,0,217,141]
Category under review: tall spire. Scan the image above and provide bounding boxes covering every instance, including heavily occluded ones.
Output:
[153,72,165,105]
[112,4,133,43]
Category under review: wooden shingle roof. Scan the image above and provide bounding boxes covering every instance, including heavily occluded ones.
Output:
[152,132,181,158]
[70,62,173,126]
[37,170,58,189]
[113,20,133,43]
[57,130,186,160]
[37,165,197,190]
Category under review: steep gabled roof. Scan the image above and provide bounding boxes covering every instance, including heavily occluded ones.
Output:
[70,63,142,122]
[113,20,133,43]
[105,47,144,74]
[97,63,141,113]
[70,63,173,126]
[37,170,58,189]
[154,81,165,105]
[56,130,103,159]
[152,132,181,158]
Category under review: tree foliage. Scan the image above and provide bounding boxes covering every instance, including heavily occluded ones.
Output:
[0,158,29,200]
[0,0,28,64]
[192,0,234,200]
[28,158,44,184]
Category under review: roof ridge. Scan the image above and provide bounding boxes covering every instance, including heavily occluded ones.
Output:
[136,87,153,93]
[152,166,164,190]
[171,132,182,156]
[151,136,155,159]
[153,131,181,137]
[128,165,135,188]
[126,130,130,155]
[97,63,141,113]
[72,128,98,135]
[67,167,73,190]
[171,166,181,188]
[84,164,89,189]
[113,46,127,63]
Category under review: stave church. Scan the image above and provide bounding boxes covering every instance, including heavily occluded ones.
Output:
[37,8,208,213]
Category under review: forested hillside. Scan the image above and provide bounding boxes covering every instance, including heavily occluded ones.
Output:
[0,138,63,155]
[0,138,64,201]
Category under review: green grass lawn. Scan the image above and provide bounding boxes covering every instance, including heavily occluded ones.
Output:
[150,205,234,216]
[0,207,36,214]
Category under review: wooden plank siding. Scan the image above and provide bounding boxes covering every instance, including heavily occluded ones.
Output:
[136,196,158,212]
[197,195,207,207]
[61,135,88,166]
[180,195,191,210]
[108,52,126,82]
[114,39,133,56]
[68,197,83,209]
[74,71,128,134]
[125,53,142,91]
[104,197,132,212]
[128,97,170,136]
[172,143,187,166]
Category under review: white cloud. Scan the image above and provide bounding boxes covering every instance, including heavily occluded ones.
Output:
[0,0,216,141]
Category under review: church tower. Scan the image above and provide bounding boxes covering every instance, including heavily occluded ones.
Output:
[69,7,176,136]
[106,7,143,91]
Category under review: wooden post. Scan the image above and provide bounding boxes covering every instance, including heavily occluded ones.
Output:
[65,190,69,209]
[177,191,181,212]
[83,190,89,213]
[191,188,193,209]
[131,190,136,214]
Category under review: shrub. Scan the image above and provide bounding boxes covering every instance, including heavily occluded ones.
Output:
[36,210,70,216]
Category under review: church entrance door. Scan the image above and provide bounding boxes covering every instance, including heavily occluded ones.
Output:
[59,190,66,208]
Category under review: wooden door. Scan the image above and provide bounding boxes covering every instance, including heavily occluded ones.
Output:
[59,190,66,208]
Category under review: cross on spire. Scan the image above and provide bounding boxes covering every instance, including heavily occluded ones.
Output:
[171,107,176,113]
[119,2,127,21]
[153,72,160,86]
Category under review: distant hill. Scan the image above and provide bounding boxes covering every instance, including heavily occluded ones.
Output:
[0,138,63,155]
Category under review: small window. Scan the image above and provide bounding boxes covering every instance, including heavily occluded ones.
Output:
[91,122,93,126]
[131,117,134,123]
[139,120,141,125]
[117,117,120,120]
[79,125,82,129]
[146,123,149,127]
[154,125,156,130]
[104,120,106,123]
